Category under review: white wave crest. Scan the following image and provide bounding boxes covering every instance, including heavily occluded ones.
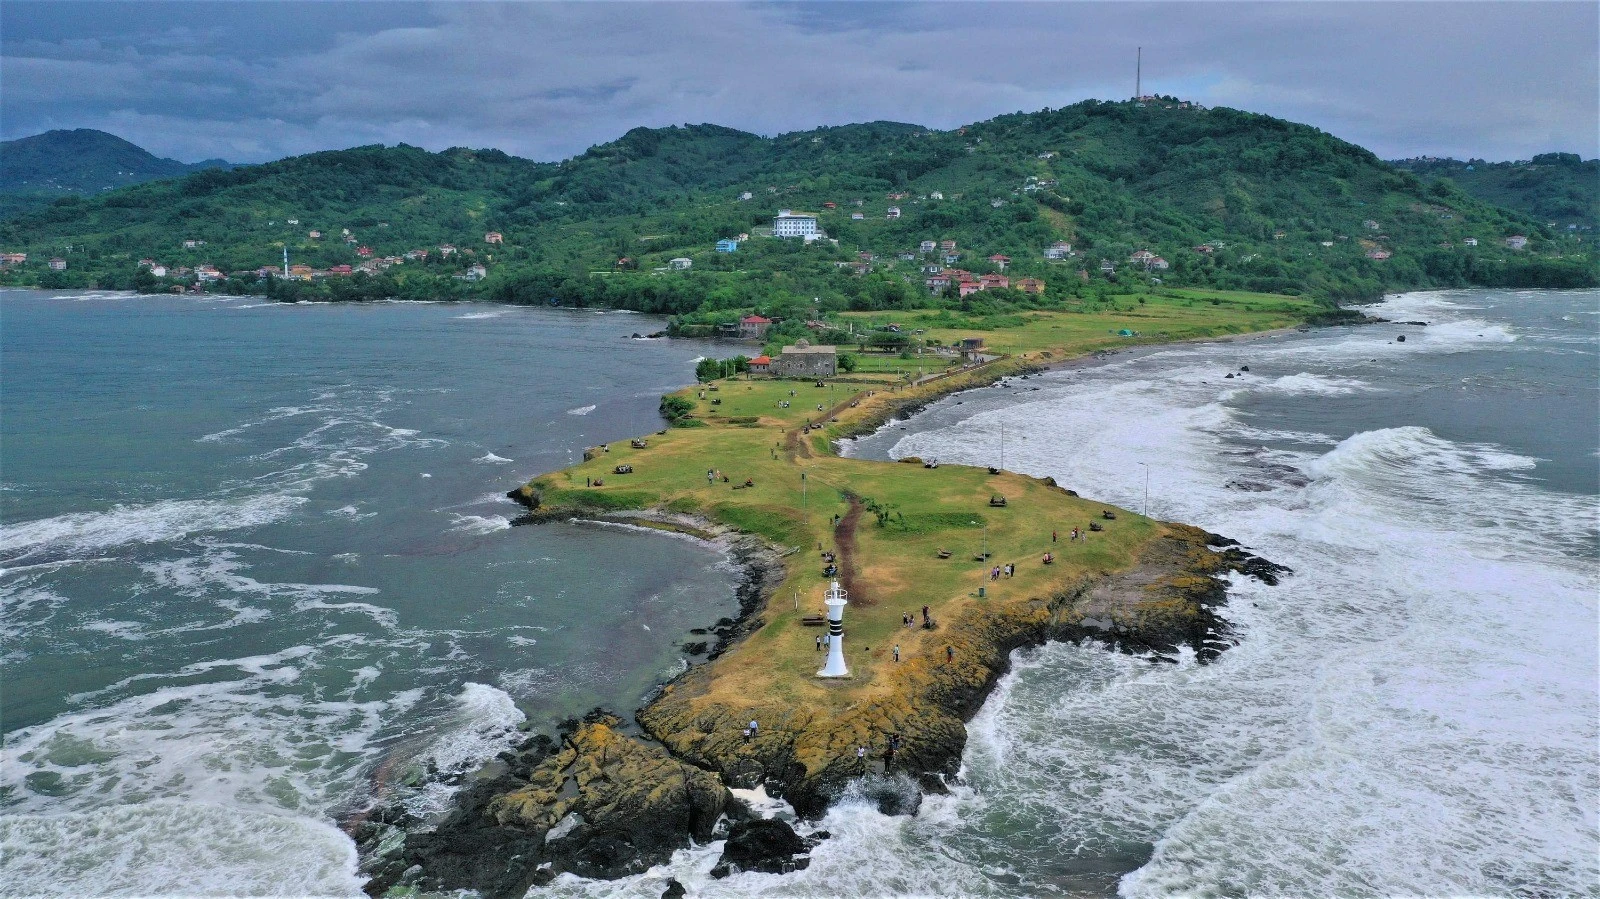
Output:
[0,495,306,561]
[567,404,597,416]
[449,514,512,535]
[474,452,514,464]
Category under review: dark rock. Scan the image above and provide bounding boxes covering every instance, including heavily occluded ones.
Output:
[662,879,687,899]
[682,641,708,655]
[710,819,814,878]
[1396,334,1405,342]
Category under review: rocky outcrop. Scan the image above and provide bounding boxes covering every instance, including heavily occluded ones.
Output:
[357,712,732,898]
[709,818,817,878]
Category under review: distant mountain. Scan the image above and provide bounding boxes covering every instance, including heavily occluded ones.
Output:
[0,129,233,217]
[3,102,1594,301]
[1390,153,1598,230]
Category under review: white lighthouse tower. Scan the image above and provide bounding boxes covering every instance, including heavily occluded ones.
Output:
[818,580,849,677]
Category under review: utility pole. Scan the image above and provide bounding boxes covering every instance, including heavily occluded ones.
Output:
[1137,461,1149,516]
[1136,46,1142,99]
[801,471,807,509]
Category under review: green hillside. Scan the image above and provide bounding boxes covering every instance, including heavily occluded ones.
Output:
[0,129,232,219]
[1390,153,1598,231]
[3,101,1594,310]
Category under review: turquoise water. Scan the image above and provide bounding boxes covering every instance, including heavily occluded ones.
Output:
[0,291,738,896]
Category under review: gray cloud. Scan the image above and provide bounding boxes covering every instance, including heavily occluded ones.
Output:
[2,1,1595,164]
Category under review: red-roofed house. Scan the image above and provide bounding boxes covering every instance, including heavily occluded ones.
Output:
[979,273,1009,290]
[958,279,983,297]
[356,246,373,257]
[738,315,774,339]
[1015,277,1046,295]
[987,254,1010,270]
[485,232,504,244]
[748,354,772,374]
[328,264,353,275]
[925,275,950,294]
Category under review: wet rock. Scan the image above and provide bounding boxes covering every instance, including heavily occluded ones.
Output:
[710,819,814,878]
[661,879,687,899]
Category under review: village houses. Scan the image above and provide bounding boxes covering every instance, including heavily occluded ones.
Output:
[987,254,1010,270]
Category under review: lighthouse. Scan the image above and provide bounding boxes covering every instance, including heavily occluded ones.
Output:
[818,580,849,677]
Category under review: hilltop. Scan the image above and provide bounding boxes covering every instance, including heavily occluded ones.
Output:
[0,129,232,218]
[2,101,1594,305]
[1389,153,1599,231]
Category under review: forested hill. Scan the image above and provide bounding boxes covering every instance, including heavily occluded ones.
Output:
[1389,153,1598,231]
[3,100,1594,308]
[0,129,232,218]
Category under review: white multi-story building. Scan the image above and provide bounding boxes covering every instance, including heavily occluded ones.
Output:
[773,211,819,239]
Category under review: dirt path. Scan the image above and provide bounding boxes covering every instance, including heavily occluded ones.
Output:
[833,494,870,605]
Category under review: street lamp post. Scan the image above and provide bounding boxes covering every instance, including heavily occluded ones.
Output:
[1136,461,1149,517]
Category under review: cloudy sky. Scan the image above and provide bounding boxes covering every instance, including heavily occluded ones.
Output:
[3,1,1595,165]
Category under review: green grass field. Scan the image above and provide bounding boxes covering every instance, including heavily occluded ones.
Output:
[520,290,1312,711]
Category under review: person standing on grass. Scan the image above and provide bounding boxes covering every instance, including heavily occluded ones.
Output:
[893,644,900,662]
[816,635,822,651]
[946,645,954,664]
[749,719,759,737]
[1052,530,1057,543]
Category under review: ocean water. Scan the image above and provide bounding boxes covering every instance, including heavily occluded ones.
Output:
[0,291,739,896]
[545,289,1598,899]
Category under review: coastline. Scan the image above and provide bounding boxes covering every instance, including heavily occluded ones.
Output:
[353,324,1305,898]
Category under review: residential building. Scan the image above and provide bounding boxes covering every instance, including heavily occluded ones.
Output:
[1015,277,1045,295]
[1505,235,1528,250]
[940,240,957,252]
[716,239,740,253]
[979,273,1009,290]
[356,246,373,257]
[309,231,322,239]
[1130,250,1156,267]
[195,264,222,281]
[1463,237,1479,247]
[405,249,429,260]
[919,240,937,254]
[990,199,1006,208]
[852,212,865,220]
[769,341,837,377]
[149,265,167,277]
[1,253,28,265]
[48,257,67,271]
[1363,219,1381,230]
[1365,249,1392,260]
[929,191,944,200]
[328,264,353,275]
[738,315,773,339]
[138,258,156,268]
[1193,244,1214,254]
[460,264,488,281]
[748,355,772,374]
[287,219,300,225]
[822,202,837,209]
[668,257,693,270]
[987,254,1010,270]
[1149,256,1169,271]
[958,279,983,297]
[485,232,504,244]
[738,191,753,201]
[1044,241,1073,260]
[886,206,901,219]
[773,211,819,239]
[1100,259,1117,274]
[943,252,961,265]
[183,239,204,249]
[924,275,950,293]
[438,245,457,256]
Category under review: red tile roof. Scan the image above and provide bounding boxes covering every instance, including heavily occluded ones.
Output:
[741,315,774,324]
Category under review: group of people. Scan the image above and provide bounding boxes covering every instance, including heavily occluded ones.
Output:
[989,563,1016,580]
[900,605,932,629]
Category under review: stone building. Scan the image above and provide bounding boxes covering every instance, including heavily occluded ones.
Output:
[769,340,837,377]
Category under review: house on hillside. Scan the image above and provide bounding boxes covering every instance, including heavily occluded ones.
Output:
[1505,235,1528,249]
[748,354,772,374]
[1,253,28,265]
[769,341,836,377]
[439,245,457,256]
[919,240,936,254]
[739,191,753,201]
[716,239,740,253]
[309,231,322,239]
[458,264,488,281]
[773,211,819,239]
[290,264,314,278]
[958,279,983,297]
[195,264,222,280]
[925,275,951,294]
[886,206,901,219]
[149,264,167,277]
[328,264,353,275]
[1149,256,1169,271]
[930,191,944,200]
[668,257,693,270]
[940,239,957,252]
[823,202,837,210]
[485,232,503,244]
[356,246,374,257]
[987,254,1010,270]
[1365,249,1392,260]
[1044,241,1072,259]
[183,239,204,249]
[1463,237,1478,247]
[852,212,865,220]
[48,257,67,271]
[739,315,773,339]
[1015,277,1045,295]
[943,252,961,265]
[1193,244,1214,254]
[979,273,1009,290]
[1100,259,1117,274]
[405,249,429,260]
